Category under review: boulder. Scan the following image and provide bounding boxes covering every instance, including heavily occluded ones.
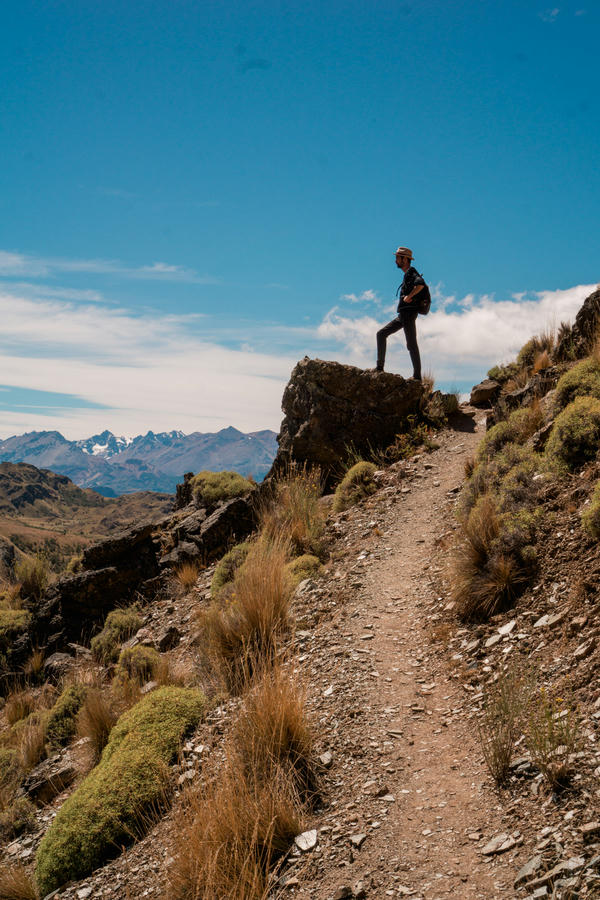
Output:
[470,379,500,406]
[82,521,158,575]
[502,367,559,412]
[22,750,78,805]
[159,541,201,569]
[555,287,600,360]
[43,652,76,681]
[268,358,425,485]
[199,496,256,558]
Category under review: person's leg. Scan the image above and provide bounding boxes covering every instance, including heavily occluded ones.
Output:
[402,310,422,380]
[376,317,404,370]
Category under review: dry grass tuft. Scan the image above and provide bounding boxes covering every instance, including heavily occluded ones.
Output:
[260,466,324,557]
[17,719,47,771]
[14,555,51,602]
[199,536,292,692]
[0,864,39,900]
[450,498,526,622]
[532,349,551,373]
[174,561,203,592]
[23,649,45,684]
[478,668,528,787]
[5,689,37,726]
[168,664,312,900]
[77,688,118,763]
[525,687,580,789]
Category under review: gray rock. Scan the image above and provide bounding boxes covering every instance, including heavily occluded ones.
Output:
[481,833,516,855]
[43,652,75,680]
[294,829,318,852]
[514,855,544,887]
[23,751,77,805]
[349,833,367,849]
[158,625,181,652]
[470,379,501,406]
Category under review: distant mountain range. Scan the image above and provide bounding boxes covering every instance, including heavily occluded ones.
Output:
[0,427,278,496]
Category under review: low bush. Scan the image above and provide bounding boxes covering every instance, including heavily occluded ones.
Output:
[487,361,522,387]
[211,542,252,597]
[554,357,600,411]
[516,329,555,369]
[460,443,544,520]
[333,461,377,513]
[285,554,322,587]
[545,396,600,473]
[15,555,50,602]
[191,470,254,508]
[477,405,544,462]
[260,467,324,557]
[35,687,206,896]
[582,481,600,539]
[90,607,142,664]
[45,684,88,750]
[116,646,160,685]
[0,608,31,657]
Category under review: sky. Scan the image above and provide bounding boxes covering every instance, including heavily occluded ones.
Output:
[1,0,598,439]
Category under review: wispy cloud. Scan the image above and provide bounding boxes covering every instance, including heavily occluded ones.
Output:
[0,250,219,284]
[539,7,560,22]
[0,287,295,438]
[341,289,381,305]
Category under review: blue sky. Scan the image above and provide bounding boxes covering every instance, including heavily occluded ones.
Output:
[1,0,598,438]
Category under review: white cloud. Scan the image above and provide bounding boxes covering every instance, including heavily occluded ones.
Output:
[316,283,597,384]
[341,289,381,304]
[0,250,218,284]
[539,7,560,21]
[0,287,295,438]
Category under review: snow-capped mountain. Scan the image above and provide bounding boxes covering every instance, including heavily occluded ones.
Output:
[0,427,277,496]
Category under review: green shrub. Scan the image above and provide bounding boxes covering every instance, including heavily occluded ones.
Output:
[116,646,160,684]
[65,554,83,575]
[333,462,377,513]
[487,361,522,386]
[45,684,88,750]
[477,405,544,462]
[90,607,142,664]
[210,542,251,597]
[545,396,600,473]
[191,470,254,508]
[0,748,18,787]
[554,358,600,412]
[517,331,555,369]
[15,555,51,601]
[0,608,31,655]
[35,687,205,895]
[461,444,543,519]
[285,554,322,587]
[582,481,600,539]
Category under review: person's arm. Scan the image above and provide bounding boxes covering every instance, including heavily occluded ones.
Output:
[404,283,424,303]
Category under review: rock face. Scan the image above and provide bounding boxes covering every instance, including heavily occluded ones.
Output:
[470,379,501,407]
[269,358,425,483]
[555,287,600,360]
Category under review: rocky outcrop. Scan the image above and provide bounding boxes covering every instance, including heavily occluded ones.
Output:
[470,379,501,407]
[269,358,425,485]
[555,287,600,360]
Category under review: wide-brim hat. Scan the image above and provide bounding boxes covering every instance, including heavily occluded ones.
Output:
[395,246,414,260]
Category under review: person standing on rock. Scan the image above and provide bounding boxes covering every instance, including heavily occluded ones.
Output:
[375,247,423,380]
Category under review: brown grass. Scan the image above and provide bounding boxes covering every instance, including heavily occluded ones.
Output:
[168,664,312,900]
[17,719,47,771]
[0,864,39,900]
[450,498,525,622]
[77,688,118,763]
[532,349,551,373]
[23,649,45,683]
[155,655,196,688]
[478,668,528,787]
[503,367,529,394]
[174,561,203,592]
[199,536,292,692]
[259,466,324,557]
[5,689,37,726]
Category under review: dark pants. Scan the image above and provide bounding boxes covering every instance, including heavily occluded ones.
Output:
[376,308,421,378]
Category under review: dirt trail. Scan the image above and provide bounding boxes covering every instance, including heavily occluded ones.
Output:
[300,413,524,899]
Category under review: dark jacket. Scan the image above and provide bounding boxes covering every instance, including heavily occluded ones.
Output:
[396,266,425,313]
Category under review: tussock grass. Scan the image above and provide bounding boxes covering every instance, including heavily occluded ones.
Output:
[77,688,118,764]
[174,561,203,592]
[5,689,37,726]
[450,497,528,622]
[0,864,39,900]
[525,687,580,789]
[199,536,292,693]
[260,466,324,557]
[517,328,556,369]
[478,668,528,787]
[17,719,47,771]
[168,665,313,900]
[333,461,377,513]
[0,796,37,842]
[14,555,50,602]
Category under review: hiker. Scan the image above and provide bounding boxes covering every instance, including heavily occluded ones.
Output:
[375,246,423,380]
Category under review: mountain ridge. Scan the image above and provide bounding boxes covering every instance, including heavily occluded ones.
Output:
[0,426,278,496]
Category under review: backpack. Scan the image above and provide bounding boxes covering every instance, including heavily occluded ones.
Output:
[416,273,431,316]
